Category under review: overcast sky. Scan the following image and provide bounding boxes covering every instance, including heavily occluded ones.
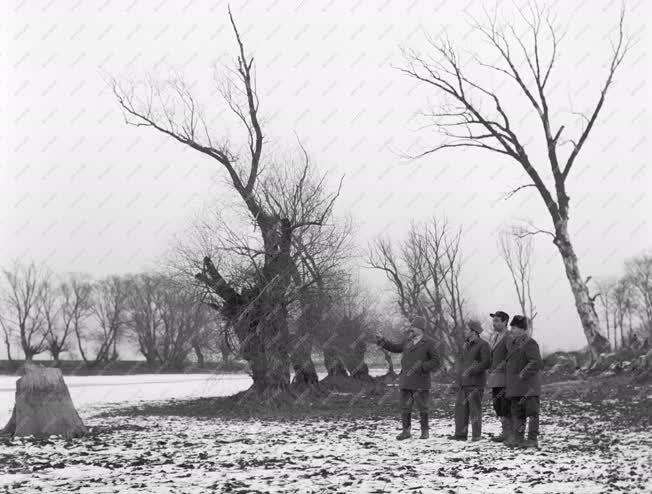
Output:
[1,0,650,357]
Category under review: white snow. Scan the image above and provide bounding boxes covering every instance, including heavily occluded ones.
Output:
[0,373,254,426]
[1,371,650,492]
[1,414,650,493]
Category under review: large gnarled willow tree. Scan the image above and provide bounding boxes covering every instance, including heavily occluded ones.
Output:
[112,11,331,392]
[402,5,630,359]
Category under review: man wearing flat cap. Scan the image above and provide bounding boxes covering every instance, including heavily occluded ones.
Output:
[487,310,512,442]
[376,314,440,440]
[450,319,491,441]
[504,315,542,449]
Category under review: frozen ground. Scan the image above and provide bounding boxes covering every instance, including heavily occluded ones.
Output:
[1,373,651,493]
[0,373,254,426]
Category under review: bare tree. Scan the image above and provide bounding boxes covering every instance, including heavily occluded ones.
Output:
[0,261,48,360]
[125,273,165,366]
[625,253,652,342]
[499,229,537,334]
[0,317,13,361]
[401,4,630,359]
[40,278,68,363]
[89,276,128,365]
[368,217,467,367]
[111,11,334,393]
[610,278,636,350]
[594,278,616,348]
[317,276,375,380]
[64,275,95,364]
[157,279,213,369]
[260,155,348,384]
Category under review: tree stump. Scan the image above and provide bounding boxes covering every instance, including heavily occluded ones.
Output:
[1,363,87,439]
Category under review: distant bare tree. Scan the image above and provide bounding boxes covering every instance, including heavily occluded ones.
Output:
[595,278,616,348]
[157,279,213,369]
[368,217,466,367]
[40,278,68,363]
[610,278,636,349]
[125,273,165,366]
[89,276,128,365]
[625,253,652,342]
[0,316,12,361]
[0,261,48,360]
[64,275,95,363]
[402,3,630,359]
[499,229,537,334]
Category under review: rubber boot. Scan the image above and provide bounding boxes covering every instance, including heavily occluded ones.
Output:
[506,417,525,448]
[419,413,429,439]
[491,417,509,442]
[396,412,411,440]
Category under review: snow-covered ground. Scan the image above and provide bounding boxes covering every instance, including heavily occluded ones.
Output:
[1,369,389,425]
[0,373,254,426]
[1,373,651,493]
[2,413,650,493]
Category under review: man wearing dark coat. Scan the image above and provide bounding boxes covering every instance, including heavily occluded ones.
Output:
[376,316,440,440]
[505,315,543,449]
[450,320,491,441]
[487,310,512,442]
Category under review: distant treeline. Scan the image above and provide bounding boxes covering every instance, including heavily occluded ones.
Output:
[0,359,248,376]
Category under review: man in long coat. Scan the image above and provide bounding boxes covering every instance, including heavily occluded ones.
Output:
[487,310,512,442]
[377,316,440,440]
[451,320,491,441]
[505,315,543,449]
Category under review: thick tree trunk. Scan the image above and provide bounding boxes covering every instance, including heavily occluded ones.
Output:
[3,330,12,362]
[343,341,371,380]
[554,224,611,360]
[290,333,318,386]
[193,343,205,368]
[2,363,86,439]
[234,284,291,392]
[196,218,293,394]
[323,346,348,377]
[382,349,396,376]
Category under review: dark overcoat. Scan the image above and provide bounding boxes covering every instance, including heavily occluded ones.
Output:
[486,332,510,388]
[505,335,543,397]
[379,336,440,390]
[457,338,491,387]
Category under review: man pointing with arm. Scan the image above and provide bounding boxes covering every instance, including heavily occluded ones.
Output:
[376,315,440,440]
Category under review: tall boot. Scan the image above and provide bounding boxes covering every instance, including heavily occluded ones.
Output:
[419,412,429,439]
[519,416,539,449]
[491,417,509,442]
[396,412,411,440]
[506,417,525,448]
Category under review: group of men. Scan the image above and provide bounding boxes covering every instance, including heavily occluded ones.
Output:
[376,310,543,449]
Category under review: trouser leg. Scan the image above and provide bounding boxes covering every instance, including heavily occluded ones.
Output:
[468,387,484,439]
[525,396,540,440]
[415,390,430,425]
[400,389,414,424]
[415,390,430,438]
[454,388,470,437]
[397,389,413,439]
[510,397,526,443]
[492,387,510,441]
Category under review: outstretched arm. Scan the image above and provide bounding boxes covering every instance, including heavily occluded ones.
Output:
[377,337,404,354]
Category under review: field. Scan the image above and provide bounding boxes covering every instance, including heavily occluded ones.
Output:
[1,372,651,493]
